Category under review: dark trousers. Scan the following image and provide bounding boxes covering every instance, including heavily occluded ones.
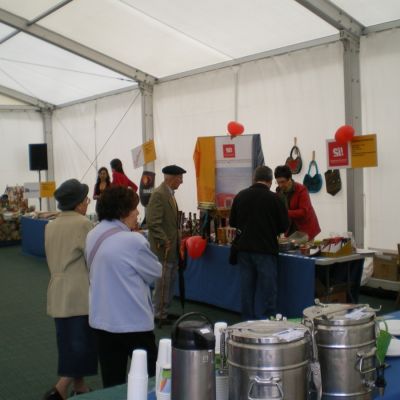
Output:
[238,252,278,320]
[95,329,157,388]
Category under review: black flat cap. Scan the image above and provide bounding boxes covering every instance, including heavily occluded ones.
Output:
[162,165,186,175]
[54,179,89,211]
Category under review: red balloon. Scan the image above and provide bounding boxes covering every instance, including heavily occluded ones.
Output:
[186,235,207,259]
[335,125,355,144]
[227,121,244,136]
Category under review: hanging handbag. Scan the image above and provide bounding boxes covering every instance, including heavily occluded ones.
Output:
[324,169,342,196]
[285,145,302,174]
[303,160,323,193]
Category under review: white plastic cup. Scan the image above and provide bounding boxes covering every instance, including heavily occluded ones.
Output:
[127,374,148,400]
[156,364,171,400]
[130,349,148,378]
[214,322,227,354]
[127,350,148,400]
[156,339,171,395]
[157,338,172,365]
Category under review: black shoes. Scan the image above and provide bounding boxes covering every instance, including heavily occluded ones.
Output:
[43,388,63,400]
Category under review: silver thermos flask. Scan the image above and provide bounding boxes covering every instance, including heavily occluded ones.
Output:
[171,312,216,400]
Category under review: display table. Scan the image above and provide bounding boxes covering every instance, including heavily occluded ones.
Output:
[20,216,49,257]
[69,312,400,400]
[179,244,366,318]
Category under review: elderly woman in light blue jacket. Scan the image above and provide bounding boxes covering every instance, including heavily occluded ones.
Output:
[86,186,162,388]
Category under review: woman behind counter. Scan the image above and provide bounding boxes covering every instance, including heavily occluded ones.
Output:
[93,167,111,200]
[44,179,97,400]
[110,158,138,192]
[274,165,321,240]
[86,186,162,388]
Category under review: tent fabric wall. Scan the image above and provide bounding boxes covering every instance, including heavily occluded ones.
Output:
[361,28,400,250]
[154,41,347,239]
[52,89,143,214]
[0,110,43,209]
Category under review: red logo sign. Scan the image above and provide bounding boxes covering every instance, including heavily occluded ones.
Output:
[223,144,236,158]
[327,141,350,168]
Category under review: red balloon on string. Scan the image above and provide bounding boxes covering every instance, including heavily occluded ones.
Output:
[186,235,207,259]
[227,121,244,136]
[335,125,355,144]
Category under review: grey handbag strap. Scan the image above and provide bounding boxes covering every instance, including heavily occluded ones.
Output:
[87,227,123,269]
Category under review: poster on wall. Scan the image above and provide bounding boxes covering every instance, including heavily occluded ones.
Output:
[193,134,264,209]
[326,134,378,169]
[351,134,377,168]
[24,182,40,199]
[326,140,351,169]
[40,181,56,198]
[131,139,157,169]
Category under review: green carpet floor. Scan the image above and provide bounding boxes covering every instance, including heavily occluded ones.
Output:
[0,245,396,400]
[0,246,241,400]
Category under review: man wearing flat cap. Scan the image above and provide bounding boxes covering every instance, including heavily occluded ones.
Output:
[146,164,186,324]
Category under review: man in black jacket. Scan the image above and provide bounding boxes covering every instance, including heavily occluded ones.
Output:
[229,166,289,320]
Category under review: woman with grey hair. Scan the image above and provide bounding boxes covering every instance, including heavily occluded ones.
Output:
[43,179,97,400]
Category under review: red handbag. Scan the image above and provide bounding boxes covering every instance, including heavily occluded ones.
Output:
[285,145,302,174]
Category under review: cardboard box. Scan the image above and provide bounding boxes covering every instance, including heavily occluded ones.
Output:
[373,253,399,281]
[321,240,352,258]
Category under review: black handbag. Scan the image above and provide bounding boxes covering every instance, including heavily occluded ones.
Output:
[324,169,342,196]
[285,145,302,174]
[303,160,323,194]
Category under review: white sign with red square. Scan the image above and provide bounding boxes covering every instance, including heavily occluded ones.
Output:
[326,139,351,169]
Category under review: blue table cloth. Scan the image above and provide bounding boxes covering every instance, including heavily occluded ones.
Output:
[180,243,363,318]
[20,216,48,257]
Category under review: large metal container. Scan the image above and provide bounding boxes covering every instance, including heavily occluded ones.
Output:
[303,303,377,400]
[226,320,313,400]
[171,312,216,400]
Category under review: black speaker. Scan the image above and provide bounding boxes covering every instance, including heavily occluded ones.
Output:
[29,143,48,171]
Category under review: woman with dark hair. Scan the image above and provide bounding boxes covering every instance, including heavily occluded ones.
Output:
[274,165,321,240]
[86,186,161,388]
[93,167,111,200]
[44,179,97,400]
[110,158,138,192]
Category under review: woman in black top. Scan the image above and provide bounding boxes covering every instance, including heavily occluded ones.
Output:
[93,167,111,200]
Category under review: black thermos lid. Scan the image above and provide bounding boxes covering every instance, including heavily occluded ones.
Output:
[172,313,215,350]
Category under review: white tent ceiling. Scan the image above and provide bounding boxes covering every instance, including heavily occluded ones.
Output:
[0,0,398,106]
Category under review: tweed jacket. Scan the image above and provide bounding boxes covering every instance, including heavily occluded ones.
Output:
[45,211,93,318]
[146,182,180,263]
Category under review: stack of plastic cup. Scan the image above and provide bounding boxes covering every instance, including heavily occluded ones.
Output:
[127,349,148,400]
[156,339,172,400]
[157,363,171,400]
[214,322,227,355]
[214,322,228,400]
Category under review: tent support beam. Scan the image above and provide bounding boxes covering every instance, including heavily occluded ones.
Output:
[0,8,156,84]
[296,0,365,247]
[295,0,364,35]
[340,31,364,248]
[0,84,54,109]
[140,82,154,172]
[159,34,339,83]
[42,109,56,211]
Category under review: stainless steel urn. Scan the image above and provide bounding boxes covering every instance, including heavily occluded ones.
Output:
[171,312,216,400]
[226,320,313,400]
[303,303,377,400]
